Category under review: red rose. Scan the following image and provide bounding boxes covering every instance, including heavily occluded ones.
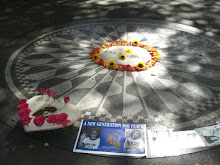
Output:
[62,119,71,126]
[46,114,57,124]
[47,89,53,96]
[40,88,46,95]
[33,115,45,126]
[64,97,70,104]
[52,93,57,100]
[19,116,32,125]
[17,103,28,110]
[18,108,31,117]
[19,99,26,104]
[56,113,68,125]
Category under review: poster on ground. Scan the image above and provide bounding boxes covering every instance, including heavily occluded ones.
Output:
[147,129,173,157]
[73,120,147,157]
[195,124,220,147]
[169,130,205,150]
[147,130,206,157]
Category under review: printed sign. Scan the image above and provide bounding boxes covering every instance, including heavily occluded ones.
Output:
[195,125,220,147]
[147,130,205,157]
[73,120,147,157]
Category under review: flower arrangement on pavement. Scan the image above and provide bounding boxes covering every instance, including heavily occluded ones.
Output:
[90,40,161,71]
[18,88,72,130]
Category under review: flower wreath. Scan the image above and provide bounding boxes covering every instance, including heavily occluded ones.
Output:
[18,88,71,128]
[89,40,161,71]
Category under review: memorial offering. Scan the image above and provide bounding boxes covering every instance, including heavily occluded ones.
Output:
[147,129,172,157]
[195,125,220,147]
[73,120,147,157]
[147,130,205,157]
[169,130,205,150]
[90,40,161,71]
[18,88,81,132]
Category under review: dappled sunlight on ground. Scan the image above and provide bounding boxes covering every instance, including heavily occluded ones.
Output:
[0,1,220,163]
[0,0,219,48]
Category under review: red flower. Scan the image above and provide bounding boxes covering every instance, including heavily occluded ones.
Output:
[64,97,70,104]
[56,113,68,125]
[52,93,57,100]
[40,88,46,95]
[117,64,122,70]
[18,108,31,117]
[125,65,134,71]
[47,89,53,96]
[46,114,57,124]
[19,116,32,125]
[62,119,71,126]
[17,103,28,110]
[124,65,131,71]
[121,65,126,71]
[97,58,104,65]
[19,99,26,104]
[33,115,45,126]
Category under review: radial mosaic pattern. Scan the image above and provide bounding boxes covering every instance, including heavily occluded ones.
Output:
[6,19,220,130]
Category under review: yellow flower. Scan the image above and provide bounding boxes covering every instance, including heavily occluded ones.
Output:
[119,54,126,60]
[91,54,99,61]
[136,62,146,70]
[145,45,149,50]
[107,60,117,69]
[133,40,139,46]
[125,49,133,54]
[148,63,152,68]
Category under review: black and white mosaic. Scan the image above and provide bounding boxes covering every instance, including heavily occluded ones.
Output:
[6,19,220,130]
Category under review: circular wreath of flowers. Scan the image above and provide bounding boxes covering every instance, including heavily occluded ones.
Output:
[89,40,161,71]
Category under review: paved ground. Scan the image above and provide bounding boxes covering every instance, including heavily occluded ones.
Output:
[0,0,220,164]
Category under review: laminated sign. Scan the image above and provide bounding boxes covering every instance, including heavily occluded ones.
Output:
[73,120,147,157]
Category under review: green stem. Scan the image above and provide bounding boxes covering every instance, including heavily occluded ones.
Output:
[40,131,43,139]
[63,127,67,136]
[29,132,32,136]
[72,124,74,133]
[53,129,57,136]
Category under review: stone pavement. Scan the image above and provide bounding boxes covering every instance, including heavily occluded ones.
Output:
[0,0,220,165]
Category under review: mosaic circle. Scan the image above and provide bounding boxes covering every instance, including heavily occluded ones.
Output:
[6,19,220,130]
[90,41,161,71]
